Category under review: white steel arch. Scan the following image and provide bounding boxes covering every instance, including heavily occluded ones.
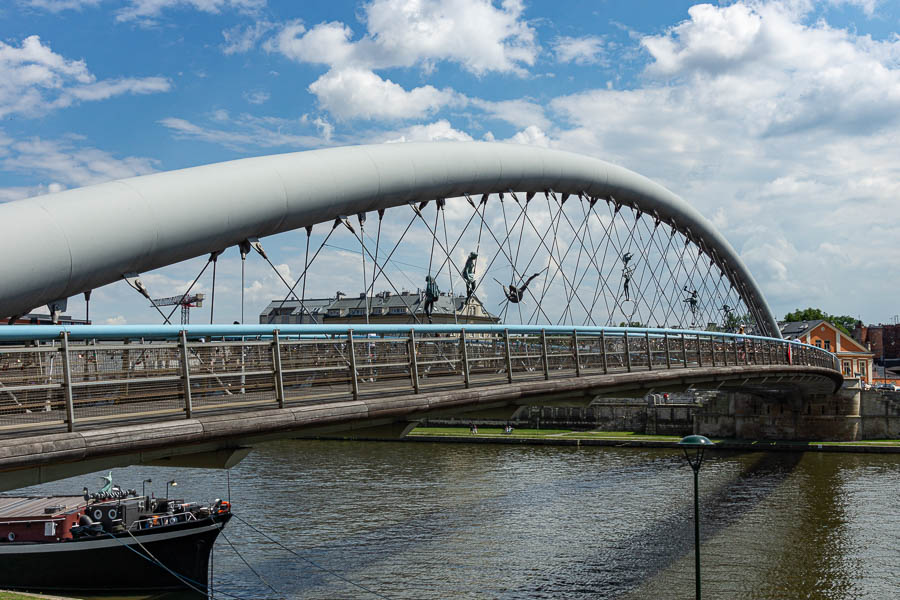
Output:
[0,142,779,336]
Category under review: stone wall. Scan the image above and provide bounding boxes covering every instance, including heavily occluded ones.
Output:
[859,389,900,438]
[422,390,900,441]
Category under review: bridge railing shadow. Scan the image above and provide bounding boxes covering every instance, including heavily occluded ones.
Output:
[0,325,839,435]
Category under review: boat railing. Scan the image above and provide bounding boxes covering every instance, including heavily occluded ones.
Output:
[129,510,198,531]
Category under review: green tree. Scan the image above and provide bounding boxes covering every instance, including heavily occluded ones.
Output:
[783,307,857,336]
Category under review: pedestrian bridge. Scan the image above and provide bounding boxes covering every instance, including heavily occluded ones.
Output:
[0,323,840,490]
[0,142,845,489]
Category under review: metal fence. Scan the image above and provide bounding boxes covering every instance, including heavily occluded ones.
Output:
[0,325,839,434]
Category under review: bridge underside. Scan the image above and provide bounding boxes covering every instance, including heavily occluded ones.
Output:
[0,364,839,491]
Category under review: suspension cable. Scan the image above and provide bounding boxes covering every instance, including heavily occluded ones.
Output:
[358,213,369,324]
[439,202,458,324]
[165,255,214,323]
[268,222,340,324]
[300,225,312,321]
[210,251,220,324]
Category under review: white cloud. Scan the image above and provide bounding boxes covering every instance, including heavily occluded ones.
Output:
[382,119,474,143]
[104,315,127,325]
[22,0,103,11]
[114,0,265,23]
[243,89,270,104]
[160,112,327,150]
[0,36,170,119]
[222,20,276,54]
[2,136,158,188]
[543,1,900,320]
[508,125,552,147]
[308,68,463,121]
[267,0,538,76]
[470,98,549,130]
[554,35,606,65]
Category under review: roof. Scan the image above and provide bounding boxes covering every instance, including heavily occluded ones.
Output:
[780,319,870,353]
[779,320,825,338]
[261,291,495,319]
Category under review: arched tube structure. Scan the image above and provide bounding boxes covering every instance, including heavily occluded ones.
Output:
[0,142,779,336]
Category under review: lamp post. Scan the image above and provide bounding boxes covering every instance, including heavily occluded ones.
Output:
[141,478,152,497]
[166,479,177,500]
[678,434,714,600]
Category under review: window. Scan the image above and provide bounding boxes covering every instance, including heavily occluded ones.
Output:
[349,308,365,316]
[842,360,852,376]
[824,340,831,351]
[815,340,822,348]
[858,360,868,380]
[389,306,408,314]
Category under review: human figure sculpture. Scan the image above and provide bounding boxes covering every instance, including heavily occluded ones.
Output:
[462,251,477,301]
[622,252,634,302]
[502,272,541,304]
[683,287,698,319]
[424,276,439,323]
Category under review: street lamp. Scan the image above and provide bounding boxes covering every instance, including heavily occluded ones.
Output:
[141,478,152,497]
[166,479,177,500]
[678,434,714,600]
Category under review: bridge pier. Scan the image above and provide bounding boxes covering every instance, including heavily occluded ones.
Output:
[696,388,861,441]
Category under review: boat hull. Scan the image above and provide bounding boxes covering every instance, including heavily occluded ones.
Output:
[0,512,230,594]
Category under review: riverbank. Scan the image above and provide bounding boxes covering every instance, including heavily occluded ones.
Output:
[404,426,900,453]
[0,592,77,600]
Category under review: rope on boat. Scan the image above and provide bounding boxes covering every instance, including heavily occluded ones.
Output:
[231,513,394,600]
[218,527,284,599]
[101,530,262,600]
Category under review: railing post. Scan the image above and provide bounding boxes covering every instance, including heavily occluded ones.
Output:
[573,330,581,377]
[710,334,716,367]
[664,332,671,369]
[624,331,632,372]
[697,334,703,368]
[272,329,285,408]
[347,330,359,400]
[504,328,514,383]
[460,329,470,388]
[733,336,739,365]
[60,331,76,432]
[681,333,688,368]
[408,329,420,393]
[541,329,550,380]
[179,330,193,419]
[600,330,609,374]
[645,331,652,370]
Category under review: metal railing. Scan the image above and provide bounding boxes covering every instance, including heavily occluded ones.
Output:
[0,325,839,434]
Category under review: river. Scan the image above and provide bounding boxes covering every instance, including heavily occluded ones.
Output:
[13,440,900,599]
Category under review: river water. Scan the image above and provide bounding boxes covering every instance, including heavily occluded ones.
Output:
[15,440,900,599]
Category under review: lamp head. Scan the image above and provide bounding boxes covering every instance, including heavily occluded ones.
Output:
[678,435,713,471]
[167,480,177,487]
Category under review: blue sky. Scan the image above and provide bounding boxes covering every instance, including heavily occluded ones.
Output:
[2,0,899,326]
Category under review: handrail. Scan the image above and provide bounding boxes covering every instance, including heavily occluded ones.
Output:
[0,323,829,346]
[0,324,841,436]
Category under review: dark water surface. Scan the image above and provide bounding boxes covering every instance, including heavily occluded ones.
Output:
[15,440,900,599]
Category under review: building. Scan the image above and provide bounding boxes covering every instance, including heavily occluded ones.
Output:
[2,313,90,326]
[852,323,900,364]
[260,290,499,325]
[781,320,874,382]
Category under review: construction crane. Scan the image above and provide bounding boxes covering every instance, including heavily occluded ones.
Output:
[150,293,205,325]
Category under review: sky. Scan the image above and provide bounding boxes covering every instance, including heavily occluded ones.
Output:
[2,0,899,327]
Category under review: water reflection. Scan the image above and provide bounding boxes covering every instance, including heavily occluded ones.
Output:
[12,441,900,599]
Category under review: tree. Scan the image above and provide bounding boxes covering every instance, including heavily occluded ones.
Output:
[783,307,857,336]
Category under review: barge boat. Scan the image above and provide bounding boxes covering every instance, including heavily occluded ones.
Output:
[0,477,231,594]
